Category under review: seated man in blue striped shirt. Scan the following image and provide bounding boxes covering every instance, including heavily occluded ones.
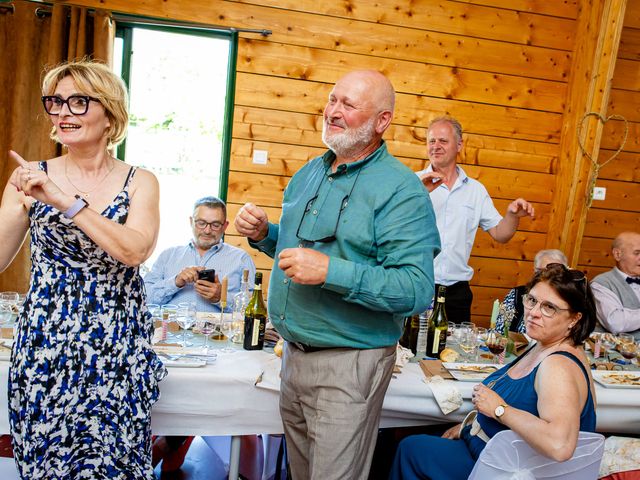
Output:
[145,196,256,473]
[145,196,256,312]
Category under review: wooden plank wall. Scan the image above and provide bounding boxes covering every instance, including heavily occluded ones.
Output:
[12,0,638,327]
[577,3,640,279]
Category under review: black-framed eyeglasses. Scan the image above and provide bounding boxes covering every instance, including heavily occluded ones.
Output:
[41,95,100,115]
[522,293,571,318]
[296,194,349,243]
[194,219,224,231]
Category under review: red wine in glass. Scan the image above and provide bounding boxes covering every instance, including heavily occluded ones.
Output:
[487,343,505,355]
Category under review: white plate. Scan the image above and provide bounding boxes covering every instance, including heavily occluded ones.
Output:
[593,370,640,389]
[161,357,207,368]
[442,362,501,381]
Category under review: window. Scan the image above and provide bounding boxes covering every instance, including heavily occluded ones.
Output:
[114,24,237,266]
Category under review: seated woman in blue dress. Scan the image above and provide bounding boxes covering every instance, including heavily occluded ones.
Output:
[390,263,598,480]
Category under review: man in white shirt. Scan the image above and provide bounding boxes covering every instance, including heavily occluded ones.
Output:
[416,116,535,323]
[592,231,640,338]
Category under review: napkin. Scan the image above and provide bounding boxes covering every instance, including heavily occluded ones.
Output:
[395,344,414,371]
[423,375,463,414]
[599,436,640,477]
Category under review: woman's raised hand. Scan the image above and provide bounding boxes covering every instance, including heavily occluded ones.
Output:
[9,150,67,209]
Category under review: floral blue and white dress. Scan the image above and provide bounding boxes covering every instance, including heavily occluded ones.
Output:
[9,163,167,480]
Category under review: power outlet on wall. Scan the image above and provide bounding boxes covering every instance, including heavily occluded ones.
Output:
[592,187,606,201]
[252,150,268,165]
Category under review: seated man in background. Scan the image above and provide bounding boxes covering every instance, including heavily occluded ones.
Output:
[145,196,255,473]
[592,231,640,339]
[495,249,567,334]
[145,195,256,311]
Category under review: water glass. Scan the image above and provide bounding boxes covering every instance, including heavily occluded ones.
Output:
[161,304,178,342]
[176,303,196,347]
[458,328,478,362]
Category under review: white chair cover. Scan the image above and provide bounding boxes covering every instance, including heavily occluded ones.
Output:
[468,430,605,480]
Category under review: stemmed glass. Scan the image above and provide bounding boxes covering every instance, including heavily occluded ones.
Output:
[458,327,477,362]
[161,304,178,342]
[220,313,237,354]
[485,332,508,364]
[176,303,196,348]
[199,317,216,353]
[0,304,11,340]
[618,333,636,365]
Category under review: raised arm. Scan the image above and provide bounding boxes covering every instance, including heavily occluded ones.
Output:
[0,166,31,272]
[12,151,159,266]
[488,198,535,244]
[473,354,588,462]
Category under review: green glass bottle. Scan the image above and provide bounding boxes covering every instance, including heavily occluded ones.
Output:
[426,286,448,358]
[243,272,267,350]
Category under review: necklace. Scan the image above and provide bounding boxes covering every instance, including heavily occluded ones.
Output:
[486,340,566,389]
[65,155,116,198]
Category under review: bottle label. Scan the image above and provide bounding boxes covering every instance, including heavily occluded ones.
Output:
[251,318,260,346]
[432,329,441,355]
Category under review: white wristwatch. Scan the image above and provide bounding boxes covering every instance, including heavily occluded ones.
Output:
[495,404,508,419]
[63,195,89,219]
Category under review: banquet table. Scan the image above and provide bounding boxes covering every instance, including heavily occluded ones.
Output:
[0,348,639,479]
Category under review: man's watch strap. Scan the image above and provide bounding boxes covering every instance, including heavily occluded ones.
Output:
[63,195,89,219]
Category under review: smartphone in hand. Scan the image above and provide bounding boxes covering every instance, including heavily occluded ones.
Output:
[198,268,216,282]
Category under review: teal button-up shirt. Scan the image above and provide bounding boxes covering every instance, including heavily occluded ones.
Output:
[251,142,440,349]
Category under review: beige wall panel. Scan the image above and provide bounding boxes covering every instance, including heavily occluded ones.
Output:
[577,265,609,280]
[237,39,567,112]
[492,199,550,234]
[611,59,640,91]
[227,171,289,208]
[225,234,275,270]
[235,73,563,142]
[469,257,532,288]
[624,1,640,27]
[235,0,575,50]
[455,1,578,19]
[471,231,546,261]
[577,237,615,267]
[68,0,572,80]
[608,88,640,120]
[233,107,556,174]
[597,151,640,182]
[584,208,640,238]
[471,285,512,316]
[582,178,640,212]
[618,26,640,61]
[599,121,640,153]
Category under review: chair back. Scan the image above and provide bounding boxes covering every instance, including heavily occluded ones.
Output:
[467,430,605,480]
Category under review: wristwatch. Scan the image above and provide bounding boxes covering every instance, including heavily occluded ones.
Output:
[494,404,508,419]
[63,195,89,219]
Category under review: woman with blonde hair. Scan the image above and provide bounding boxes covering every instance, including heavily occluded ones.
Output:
[0,59,166,479]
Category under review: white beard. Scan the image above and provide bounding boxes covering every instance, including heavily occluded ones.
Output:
[322,116,377,158]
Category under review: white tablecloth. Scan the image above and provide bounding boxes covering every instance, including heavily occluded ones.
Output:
[0,351,638,435]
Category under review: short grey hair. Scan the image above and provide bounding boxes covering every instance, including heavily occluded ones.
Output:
[428,116,463,144]
[534,249,568,269]
[193,196,226,219]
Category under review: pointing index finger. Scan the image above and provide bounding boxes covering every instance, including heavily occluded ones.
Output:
[9,150,28,169]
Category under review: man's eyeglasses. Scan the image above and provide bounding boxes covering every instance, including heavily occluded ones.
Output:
[41,95,100,115]
[296,195,349,243]
[522,293,571,318]
[194,219,224,231]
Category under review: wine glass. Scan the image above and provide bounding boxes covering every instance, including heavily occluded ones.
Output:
[447,322,458,346]
[474,327,488,362]
[618,333,636,365]
[458,327,478,363]
[220,312,237,354]
[199,317,216,353]
[0,304,11,340]
[485,332,508,364]
[161,304,178,342]
[176,303,196,348]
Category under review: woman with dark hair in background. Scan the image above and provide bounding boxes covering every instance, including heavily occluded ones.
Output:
[391,263,598,480]
[0,59,166,479]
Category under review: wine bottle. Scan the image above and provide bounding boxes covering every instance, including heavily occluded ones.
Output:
[426,286,448,358]
[399,316,412,350]
[243,272,267,350]
[406,314,420,354]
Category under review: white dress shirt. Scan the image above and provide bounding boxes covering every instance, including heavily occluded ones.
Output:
[592,267,640,335]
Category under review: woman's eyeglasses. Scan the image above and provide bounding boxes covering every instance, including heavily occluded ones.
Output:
[522,293,571,318]
[41,95,100,115]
